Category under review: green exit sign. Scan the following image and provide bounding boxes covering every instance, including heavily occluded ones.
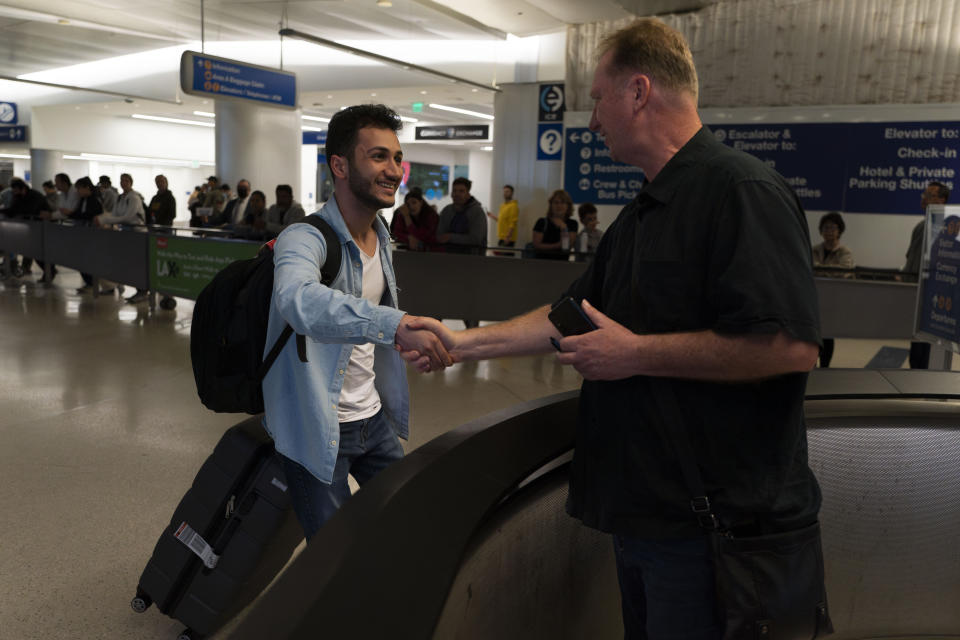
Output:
[412,102,423,113]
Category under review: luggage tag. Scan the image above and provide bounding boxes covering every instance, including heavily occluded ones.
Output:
[174,521,220,569]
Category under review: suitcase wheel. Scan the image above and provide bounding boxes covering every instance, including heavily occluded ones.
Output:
[177,628,202,640]
[130,591,152,613]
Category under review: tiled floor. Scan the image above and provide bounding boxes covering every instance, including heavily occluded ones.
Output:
[0,266,949,640]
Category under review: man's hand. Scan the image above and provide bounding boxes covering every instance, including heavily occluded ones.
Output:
[407,236,421,251]
[555,300,639,380]
[437,233,451,243]
[395,315,454,372]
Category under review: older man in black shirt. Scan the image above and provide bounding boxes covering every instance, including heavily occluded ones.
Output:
[407,18,822,639]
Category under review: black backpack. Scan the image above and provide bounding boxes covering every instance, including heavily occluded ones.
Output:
[190,215,342,413]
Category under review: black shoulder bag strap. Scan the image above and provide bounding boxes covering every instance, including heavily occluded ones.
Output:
[257,215,343,380]
[648,377,720,531]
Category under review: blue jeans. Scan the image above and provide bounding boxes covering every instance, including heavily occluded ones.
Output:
[281,408,404,540]
[613,534,722,640]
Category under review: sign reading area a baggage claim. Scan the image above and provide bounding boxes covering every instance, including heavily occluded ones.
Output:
[564,128,645,205]
[180,51,297,109]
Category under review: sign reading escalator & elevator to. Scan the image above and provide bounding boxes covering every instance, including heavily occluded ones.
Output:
[180,51,298,109]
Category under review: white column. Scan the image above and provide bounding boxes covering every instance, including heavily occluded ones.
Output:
[491,83,563,248]
[29,149,65,188]
[214,100,301,203]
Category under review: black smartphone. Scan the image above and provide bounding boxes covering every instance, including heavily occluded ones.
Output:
[548,296,597,345]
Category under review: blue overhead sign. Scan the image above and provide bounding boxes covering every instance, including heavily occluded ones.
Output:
[843,122,960,214]
[302,130,326,145]
[180,51,297,109]
[710,120,960,214]
[0,126,27,142]
[563,127,644,205]
[0,102,17,125]
[711,124,845,212]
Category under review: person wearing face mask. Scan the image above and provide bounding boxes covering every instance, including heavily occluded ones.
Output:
[390,187,439,251]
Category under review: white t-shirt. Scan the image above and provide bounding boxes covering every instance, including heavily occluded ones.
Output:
[337,238,386,422]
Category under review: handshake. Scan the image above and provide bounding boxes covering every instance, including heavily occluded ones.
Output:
[394,315,459,373]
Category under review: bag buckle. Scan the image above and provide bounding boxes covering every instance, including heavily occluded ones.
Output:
[690,495,718,530]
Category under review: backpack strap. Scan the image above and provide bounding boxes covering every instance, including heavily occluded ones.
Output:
[257,215,344,380]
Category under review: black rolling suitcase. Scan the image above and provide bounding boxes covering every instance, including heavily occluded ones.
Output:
[132,416,304,640]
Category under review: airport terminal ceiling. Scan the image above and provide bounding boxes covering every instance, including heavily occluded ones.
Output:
[0,0,720,123]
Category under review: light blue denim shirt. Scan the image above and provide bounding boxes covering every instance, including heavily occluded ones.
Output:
[261,196,409,484]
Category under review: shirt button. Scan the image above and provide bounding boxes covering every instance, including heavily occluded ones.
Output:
[377,331,384,339]
[331,402,336,409]
[355,262,361,268]
[338,369,344,375]
[330,440,337,446]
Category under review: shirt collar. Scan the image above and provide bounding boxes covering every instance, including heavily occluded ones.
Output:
[321,193,392,247]
[639,125,715,206]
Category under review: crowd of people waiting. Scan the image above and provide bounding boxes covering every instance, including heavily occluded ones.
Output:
[391,178,605,260]
[0,172,308,305]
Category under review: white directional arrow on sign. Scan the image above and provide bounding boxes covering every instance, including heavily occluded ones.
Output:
[569,132,580,143]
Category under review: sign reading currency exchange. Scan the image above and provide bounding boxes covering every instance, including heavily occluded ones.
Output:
[563,127,645,205]
[180,51,298,109]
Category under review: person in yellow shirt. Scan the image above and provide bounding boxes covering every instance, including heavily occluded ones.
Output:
[487,184,519,247]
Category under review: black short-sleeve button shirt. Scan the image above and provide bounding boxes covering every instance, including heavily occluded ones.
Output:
[563,126,822,539]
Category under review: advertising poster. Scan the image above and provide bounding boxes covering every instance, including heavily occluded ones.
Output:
[149,235,259,299]
[917,205,960,346]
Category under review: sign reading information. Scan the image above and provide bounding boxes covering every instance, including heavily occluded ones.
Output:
[563,127,645,205]
[149,236,259,299]
[180,51,297,109]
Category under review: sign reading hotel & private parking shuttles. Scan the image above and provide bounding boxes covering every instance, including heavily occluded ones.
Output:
[842,122,960,214]
[180,51,297,109]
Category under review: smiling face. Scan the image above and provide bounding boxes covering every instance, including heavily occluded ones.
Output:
[344,126,403,211]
